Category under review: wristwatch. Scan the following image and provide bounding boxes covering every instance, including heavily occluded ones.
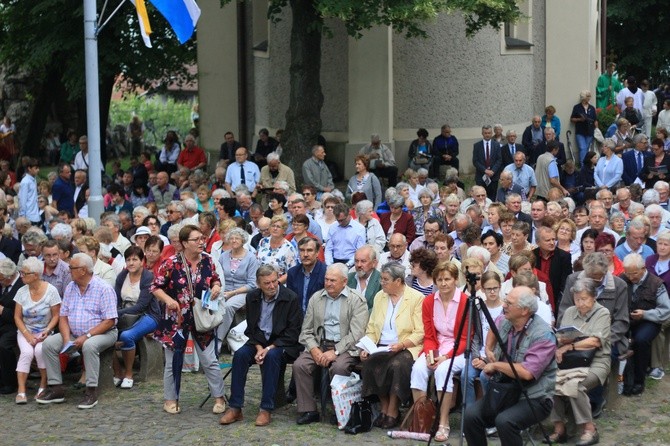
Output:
[334,350,340,356]
[86,333,92,339]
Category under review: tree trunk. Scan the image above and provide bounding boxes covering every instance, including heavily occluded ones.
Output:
[282,0,323,184]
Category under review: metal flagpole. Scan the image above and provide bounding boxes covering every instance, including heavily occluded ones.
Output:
[83,0,104,223]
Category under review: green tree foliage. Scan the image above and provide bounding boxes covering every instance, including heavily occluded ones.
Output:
[225,0,521,178]
[0,0,196,156]
[607,0,669,83]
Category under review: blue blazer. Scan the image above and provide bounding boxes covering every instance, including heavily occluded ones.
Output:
[286,261,327,314]
[622,150,652,185]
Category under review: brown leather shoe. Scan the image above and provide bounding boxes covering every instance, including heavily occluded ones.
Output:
[219,408,243,425]
[77,387,98,409]
[255,409,272,426]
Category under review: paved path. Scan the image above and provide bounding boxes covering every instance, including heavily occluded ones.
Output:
[3,355,669,445]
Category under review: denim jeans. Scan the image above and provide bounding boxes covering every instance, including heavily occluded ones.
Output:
[118,315,158,350]
[228,344,285,412]
[575,134,593,165]
[464,362,491,406]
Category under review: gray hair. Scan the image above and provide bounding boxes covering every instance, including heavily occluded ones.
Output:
[609,211,625,225]
[512,271,539,291]
[417,168,429,177]
[505,193,522,203]
[627,218,647,234]
[493,123,503,131]
[182,198,198,213]
[225,227,250,244]
[582,252,609,277]
[355,200,374,215]
[133,206,150,218]
[500,170,513,181]
[388,194,405,208]
[21,256,44,275]
[357,244,378,261]
[167,223,184,240]
[453,213,472,225]
[381,262,407,282]
[274,181,290,193]
[602,138,617,150]
[169,201,186,215]
[571,277,597,297]
[311,145,323,155]
[233,184,251,195]
[384,187,397,201]
[544,127,556,136]
[0,258,17,277]
[101,213,121,229]
[212,189,230,200]
[633,133,649,145]
[623,252,645,269]
[370,133,381,142]
[50,223,73,241]
[579,90,592,101]
[417,188,434,200]
[633,185,651,202]
[655,181,670,192]
[645,204,663,217]
[657,232,670,244]
[71,252,94,273]
[396,182,410,192]
[266,152,280,163]
[257,264,279,279]
[22,228,48,246]
[482,124,493,131]
[326,262,349,279]
[467,246,491,264]
[515,286,539,314]
[444,193,460,205]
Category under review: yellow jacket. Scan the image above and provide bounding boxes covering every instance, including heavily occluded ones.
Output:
[365,286,425,359]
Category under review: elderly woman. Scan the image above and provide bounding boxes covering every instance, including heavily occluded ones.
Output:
[256,215,298,284]
[594,139,623,191]
[542,105,562,140]
[645,204,668,240]
[554,218,580,264]
[395,181,417,211]
[441,193,460,233]
[594,232,624,276]
[152,225,226,415]
[380,194,417,245]
[13,258,61,404]
[218,228,259,345]
[361,262,424,429]
[549,278,610,445]
[143,235,164,277]
[410,262,468,443]
[406,248,438,296]
[356,200,386,255]
[130,226,151,250]
[411,188,444,237]
[112,246,159,390]
[503,221,535,256]
[196,185,215,213]
[346,155,382,208]
[608,212,626,237]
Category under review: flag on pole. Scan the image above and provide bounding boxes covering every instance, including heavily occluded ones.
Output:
[150,0,201,44]
[131,0,153,48]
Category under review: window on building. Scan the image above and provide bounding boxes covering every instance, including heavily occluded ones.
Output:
[501,0,532,53]
[252,1,270,56]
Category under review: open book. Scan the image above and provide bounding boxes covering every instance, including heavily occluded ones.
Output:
[555,326,585,343]
[356,335,391,355]
[60,341,78,355]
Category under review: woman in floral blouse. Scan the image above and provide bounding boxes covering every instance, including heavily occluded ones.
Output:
[151,224,226,417]
[256,215,298,284]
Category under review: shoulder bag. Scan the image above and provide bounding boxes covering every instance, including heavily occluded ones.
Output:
[182,253,224,333]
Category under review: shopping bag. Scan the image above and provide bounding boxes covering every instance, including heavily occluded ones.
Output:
[226,320,249,354]
[331,372,362,430]
[182,334,200,372]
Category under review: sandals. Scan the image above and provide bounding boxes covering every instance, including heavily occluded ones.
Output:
[15,393,27,404]
[163,402,181,414]
[435,424,450,443]
[35,388,46,400]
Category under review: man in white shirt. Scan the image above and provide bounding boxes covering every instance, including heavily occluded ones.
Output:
[73,136,90,171]
[377,233,411,278]
[101,213,131,255]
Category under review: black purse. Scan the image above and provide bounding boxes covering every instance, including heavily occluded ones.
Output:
[558,347,597,370]
[344,399,372,435]
[481,373,522,420]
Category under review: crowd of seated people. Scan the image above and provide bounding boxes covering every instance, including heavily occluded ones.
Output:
[2,87,670,444]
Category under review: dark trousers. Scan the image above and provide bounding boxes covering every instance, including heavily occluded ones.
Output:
[464,396,553,446]
[631,321,661,385]
[228,344,285,412]
[0,330,18,389]
[370,165,398,187]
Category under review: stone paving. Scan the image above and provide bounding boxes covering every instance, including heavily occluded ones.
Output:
[3,354,670,445]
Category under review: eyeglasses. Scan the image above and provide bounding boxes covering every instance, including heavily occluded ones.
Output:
[69,266,85,271]
[166,210,176,214]
[19,271,35,276]
[187,236,207,242]
[483,287,500,294]
[501,297,521,308]
[302,192,312,196]
[147,222,159,226]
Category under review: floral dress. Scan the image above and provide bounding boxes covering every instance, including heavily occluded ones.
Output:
[256,237,298,275]
[411,205,445,236]
[151,253,220,350]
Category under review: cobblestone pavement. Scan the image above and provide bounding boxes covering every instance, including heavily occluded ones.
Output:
[3,355,670,446]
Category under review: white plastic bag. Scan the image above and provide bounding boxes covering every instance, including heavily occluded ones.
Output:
[331,372,362,430]
[226,320,249,354]
[182,334,200,372]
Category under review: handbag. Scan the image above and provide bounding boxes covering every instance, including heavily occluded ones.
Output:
[182,254,224,333]
[413,153,432,165]
[481,372,522,420]
[344,399,372,435]
[117,313,141,331]
[399,395,436,434]
[558,347,597,370]
[331,372,363,430]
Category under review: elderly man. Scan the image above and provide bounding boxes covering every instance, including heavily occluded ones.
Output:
[500,129,525,167]
[41,240,71,298]
[257,152,296,204]
[160,201,185,238]
[448,213,472,259]
[177,134,207,171]
[302,145,334,195]
[504,151,537,202]
[360,133,398,187]
[575,205,621,245]
[325,203,365,267]
[505,193,532,224]
[409,218,441,252]
[496,170,525,203]
[294,263,369,425]
[535,127,567,167]
[0,259,21,393]
[622,134,652,185]
[378,233,411,278]
[220,265,302,427]
[37,253,118,408]
[73,169,88,217]
[52,163,74,216]
[18,227,48,265]
[619,253,670,395]
[612,187,644,222]
[535,140,567,200]
[148,171,180,210]
[101,213,131,254]
[522,115,546,164]
[464,286,556,446]
[347,245,382,310]
[225,147,261,195]
[534,226,572,313]
[287,237,327,314]
[655,181,670,211]
[250,217,271,251]
[615,219,654,260]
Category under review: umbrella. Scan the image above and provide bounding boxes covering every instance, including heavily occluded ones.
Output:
[317,326,330,421]
[172,328,187,410]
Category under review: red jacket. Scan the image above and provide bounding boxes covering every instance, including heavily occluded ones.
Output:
[380,211,416,244]
[421,289,470,358]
